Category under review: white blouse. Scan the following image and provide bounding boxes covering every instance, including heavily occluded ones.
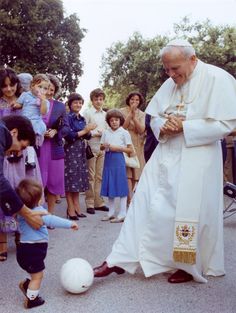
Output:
[100,127,132,147]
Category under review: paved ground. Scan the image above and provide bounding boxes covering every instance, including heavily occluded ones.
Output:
[1,195,236,313]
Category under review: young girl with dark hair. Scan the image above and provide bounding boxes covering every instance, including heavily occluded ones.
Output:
[100,109,133,223]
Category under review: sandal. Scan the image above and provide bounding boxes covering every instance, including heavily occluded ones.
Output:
[0,251,7,262]
[0,241,7,262]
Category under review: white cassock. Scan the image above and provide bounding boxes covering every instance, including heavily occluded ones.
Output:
[106,60,236,283]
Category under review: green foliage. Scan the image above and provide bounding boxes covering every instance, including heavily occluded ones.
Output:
[173,17,236,76]
[101,18,236,106]
[101,32,169,105]
[0,0,85,93]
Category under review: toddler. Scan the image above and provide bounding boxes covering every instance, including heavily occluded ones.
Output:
[16,178,78,309]
[13,74,50,168]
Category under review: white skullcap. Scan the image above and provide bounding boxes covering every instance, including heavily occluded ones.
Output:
[166,39,192,47]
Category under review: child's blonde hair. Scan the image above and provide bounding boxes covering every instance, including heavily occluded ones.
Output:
[16,179,43,209]
[31,73,50,87]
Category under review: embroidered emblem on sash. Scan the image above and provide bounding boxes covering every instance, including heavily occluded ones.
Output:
[173,221,198,264]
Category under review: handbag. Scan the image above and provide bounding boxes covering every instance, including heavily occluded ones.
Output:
[0,215,18,233]
[86,144,94,160]
[124,146,140,169]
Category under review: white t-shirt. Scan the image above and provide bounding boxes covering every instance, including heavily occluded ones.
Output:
[100,127,132,147]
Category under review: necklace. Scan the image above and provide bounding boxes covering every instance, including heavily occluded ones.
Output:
[176,94,185,115]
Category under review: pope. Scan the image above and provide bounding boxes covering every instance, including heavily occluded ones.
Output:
[93,39,236,283]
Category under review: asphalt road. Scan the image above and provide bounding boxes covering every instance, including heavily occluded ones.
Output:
[1,195,236,313]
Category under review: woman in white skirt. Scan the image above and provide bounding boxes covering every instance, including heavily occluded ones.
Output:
[100,109,133,223]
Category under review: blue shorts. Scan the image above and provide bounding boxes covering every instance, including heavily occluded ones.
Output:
[16,242,48,274]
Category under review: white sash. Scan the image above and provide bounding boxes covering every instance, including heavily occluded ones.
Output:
[173,144,206,264]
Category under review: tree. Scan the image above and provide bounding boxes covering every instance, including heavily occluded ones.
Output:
[100,32,168,106]
[0,0,85,93]
[173,17,236,77]
[101,18,236,107]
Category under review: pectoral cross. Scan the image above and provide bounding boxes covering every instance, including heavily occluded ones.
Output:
[176,95,185,116]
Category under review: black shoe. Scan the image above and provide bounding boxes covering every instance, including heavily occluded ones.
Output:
[67,210,79,220]
[87,207,95,214]
[94,206,109,212]
[25,296,45,309]
[19,278,30,297]
[25,162,36,170]
[75,212,87,218]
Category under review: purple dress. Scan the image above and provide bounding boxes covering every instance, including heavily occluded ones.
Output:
[38,100,65,195]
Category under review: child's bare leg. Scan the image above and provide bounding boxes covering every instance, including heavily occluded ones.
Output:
[20,271,45,308]
[27,271,43,300]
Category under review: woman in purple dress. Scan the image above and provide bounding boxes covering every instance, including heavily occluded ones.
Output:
[38,74,69,214]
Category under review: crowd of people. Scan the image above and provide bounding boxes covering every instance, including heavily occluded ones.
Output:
[1,38,236,309]
[0,67,149,308]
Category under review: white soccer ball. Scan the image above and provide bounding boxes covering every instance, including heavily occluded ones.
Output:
[60,258,94,294]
